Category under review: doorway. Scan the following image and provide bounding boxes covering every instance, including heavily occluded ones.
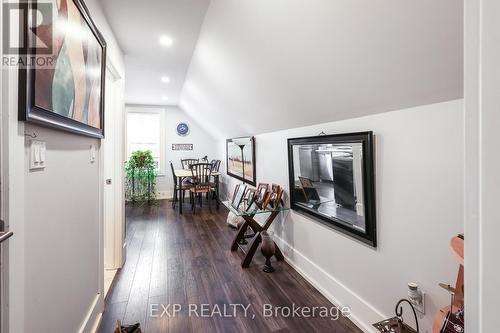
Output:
[103,62,125,296]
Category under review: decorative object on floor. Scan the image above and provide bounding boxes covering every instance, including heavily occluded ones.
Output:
[226,137,256,185]
[288,131,377,247]
[176,122,190,136]
[226,211,245,229]
[125,150,157,203]
[113,320,142,333]
[231,184,247,210]
[261,231,276,273]
[373,299,419,333]
[172,144,193,151]
[18,0,106,138]
[433,234,464,333]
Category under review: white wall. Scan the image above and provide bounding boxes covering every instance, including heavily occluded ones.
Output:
[2,0,125,331]
[464,0,500,331]
[219,100,464,332]
[125,105,217,197]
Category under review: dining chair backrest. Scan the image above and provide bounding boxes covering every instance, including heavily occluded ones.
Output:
[170,161,177,187]
[210,160,221,172]
[190,163,213,189]
[181,158,199,170]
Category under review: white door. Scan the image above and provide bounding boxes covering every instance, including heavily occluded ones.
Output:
[103,64,125,274]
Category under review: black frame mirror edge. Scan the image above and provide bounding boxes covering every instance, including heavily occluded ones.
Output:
[287,131,377,247]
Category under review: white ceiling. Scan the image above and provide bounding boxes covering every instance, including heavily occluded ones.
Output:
[99,0,210,106]
[100,0,463,139]
[180,0,463,139]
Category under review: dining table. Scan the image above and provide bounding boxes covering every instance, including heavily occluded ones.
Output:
[173,169,221,214]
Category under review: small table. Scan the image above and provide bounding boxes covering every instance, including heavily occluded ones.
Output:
[223,201,289,268]
[173,169,221,214]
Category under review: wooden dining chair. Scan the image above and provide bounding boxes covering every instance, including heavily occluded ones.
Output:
[181,158,199,170]
[189,163,213,214]
[170,161,192,208]
[210,159,221,172]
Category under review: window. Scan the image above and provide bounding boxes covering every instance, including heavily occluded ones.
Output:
[126,108,165,175]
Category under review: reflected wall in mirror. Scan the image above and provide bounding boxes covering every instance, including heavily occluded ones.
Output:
[287,132,376,247]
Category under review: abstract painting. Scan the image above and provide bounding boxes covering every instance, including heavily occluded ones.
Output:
[226,137,256,186]
[19,0,106,138]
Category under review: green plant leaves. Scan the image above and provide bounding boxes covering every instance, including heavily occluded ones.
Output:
[125,150,158,203]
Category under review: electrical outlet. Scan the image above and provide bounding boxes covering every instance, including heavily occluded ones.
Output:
[408,292,425,315]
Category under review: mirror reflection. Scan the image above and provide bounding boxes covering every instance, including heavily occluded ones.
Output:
[291,142,366,232]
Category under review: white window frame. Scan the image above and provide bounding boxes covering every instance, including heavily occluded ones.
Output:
[125,106,166,176]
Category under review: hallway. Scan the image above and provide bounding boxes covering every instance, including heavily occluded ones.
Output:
[98,201,362,333]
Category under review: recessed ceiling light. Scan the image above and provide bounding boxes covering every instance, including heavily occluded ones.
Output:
[161,76,170,83]
[159,35,173,47]
[162,96,168,101]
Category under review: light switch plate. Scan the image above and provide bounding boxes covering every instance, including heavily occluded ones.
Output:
[30,140,46,170]
[90,144,96,163]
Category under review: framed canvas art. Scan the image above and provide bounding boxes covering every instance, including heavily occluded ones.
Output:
[18,0,107,138]
[226,137,256,186]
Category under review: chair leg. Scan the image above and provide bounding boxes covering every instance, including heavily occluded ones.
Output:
[191,192,195,214]
[172,188,177,208]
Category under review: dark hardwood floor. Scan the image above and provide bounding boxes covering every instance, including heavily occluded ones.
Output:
[98,200,362,333]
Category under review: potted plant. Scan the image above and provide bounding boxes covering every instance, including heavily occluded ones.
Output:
[125,150,157,204]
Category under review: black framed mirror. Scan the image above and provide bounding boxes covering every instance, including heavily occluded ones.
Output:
[287,132,377,247]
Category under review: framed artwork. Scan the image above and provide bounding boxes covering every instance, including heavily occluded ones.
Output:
[256,183,269,204]
[261,191,272,210]
[18,0,107,138]
[226,137,256,186]
[231,184,247,210]
[269,184,284,208]
[244,188,256,207]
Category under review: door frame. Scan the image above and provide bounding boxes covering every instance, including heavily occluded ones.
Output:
[102,60,125,271]
[98,57,125,313]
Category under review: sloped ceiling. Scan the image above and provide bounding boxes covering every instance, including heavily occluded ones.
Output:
[99,0,210,106]
[180,0,463,139]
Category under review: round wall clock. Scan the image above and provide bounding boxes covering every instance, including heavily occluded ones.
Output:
[176,122,190,136]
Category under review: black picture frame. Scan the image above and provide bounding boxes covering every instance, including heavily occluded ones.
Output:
[226,137,256,186]
[18,0,107,138]
[231,184,247,210]
[287,131,377,247]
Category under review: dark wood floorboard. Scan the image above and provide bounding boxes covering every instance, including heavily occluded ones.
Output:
[98,200,362,333]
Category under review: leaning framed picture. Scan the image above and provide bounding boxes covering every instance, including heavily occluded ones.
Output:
[18,0,107,138]
[226,137,256,186]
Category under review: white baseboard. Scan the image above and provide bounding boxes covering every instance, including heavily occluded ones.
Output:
[156,190,173,200]
[274,236,387,333]
[78,293,103,333]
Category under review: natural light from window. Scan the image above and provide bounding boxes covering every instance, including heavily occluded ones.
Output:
[126,110,164,174]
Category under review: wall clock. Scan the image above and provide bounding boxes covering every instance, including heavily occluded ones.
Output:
[176,122,190,136]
